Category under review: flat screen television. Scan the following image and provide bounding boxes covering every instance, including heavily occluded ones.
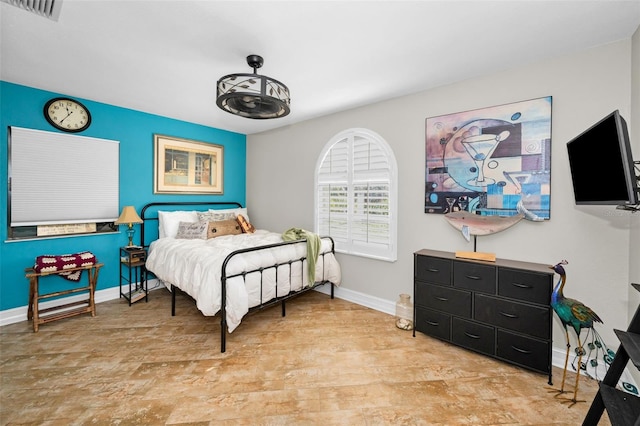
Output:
[566,110,638,207]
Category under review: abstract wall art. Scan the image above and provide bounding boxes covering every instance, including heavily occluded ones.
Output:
[425,96,552,219]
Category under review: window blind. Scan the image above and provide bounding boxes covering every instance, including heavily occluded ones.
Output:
[9,126,119,226]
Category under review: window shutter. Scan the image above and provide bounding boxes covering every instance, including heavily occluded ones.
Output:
[351,136,391,247]
[316,129,397,261]
[353,135,390,178]
[317,137,349,243]
[317,184,348,242]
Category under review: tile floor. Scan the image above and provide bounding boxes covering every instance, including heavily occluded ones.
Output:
[0,289,611,425]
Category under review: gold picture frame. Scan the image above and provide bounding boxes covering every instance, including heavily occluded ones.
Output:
[153,134,223,194]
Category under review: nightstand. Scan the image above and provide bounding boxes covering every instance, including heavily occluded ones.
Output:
[119,246,148,305]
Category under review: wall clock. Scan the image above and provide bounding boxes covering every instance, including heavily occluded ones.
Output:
[44,97,92,133]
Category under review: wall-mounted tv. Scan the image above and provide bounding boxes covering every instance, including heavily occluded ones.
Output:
[566,110,639,207]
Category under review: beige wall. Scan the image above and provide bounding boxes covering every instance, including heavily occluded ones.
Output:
[628,25,640,384]
[247,36,638,353]
[630,26,640,314]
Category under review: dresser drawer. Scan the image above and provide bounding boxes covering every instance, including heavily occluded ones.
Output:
[415,255,451,286]
[497,330,550,374]
[453,261,496,294]
[474,294,550,339]
[452,317,495,356]
[415,307,450,341]
[498,268,552,305]
[416,282,471,318]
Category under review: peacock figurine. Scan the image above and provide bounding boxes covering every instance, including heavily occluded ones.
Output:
[549,260,603,405]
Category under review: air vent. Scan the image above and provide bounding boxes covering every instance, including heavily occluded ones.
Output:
[1,0,62,21]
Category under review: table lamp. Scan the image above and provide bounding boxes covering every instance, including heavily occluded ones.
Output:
[114,206,143,246]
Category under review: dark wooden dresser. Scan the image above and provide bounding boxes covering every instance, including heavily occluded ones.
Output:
[413,249,554,384]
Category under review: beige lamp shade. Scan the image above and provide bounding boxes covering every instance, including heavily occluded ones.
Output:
[115,206,143,246]
[114,206,142,225]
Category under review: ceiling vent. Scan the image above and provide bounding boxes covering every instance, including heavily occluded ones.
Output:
[1,0,62,21]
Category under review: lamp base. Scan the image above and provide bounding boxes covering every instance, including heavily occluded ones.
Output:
[126,225,135,246]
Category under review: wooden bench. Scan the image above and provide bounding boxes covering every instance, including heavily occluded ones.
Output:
[25,263,103,332]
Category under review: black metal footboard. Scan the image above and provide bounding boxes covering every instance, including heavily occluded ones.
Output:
[218,236,336,353]
[168,236,337,353]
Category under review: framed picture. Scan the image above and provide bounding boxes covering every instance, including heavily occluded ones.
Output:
[425,96,552,219]
[154,134,223,194]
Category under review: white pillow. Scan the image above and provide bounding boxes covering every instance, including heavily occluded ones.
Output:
[197,211,237,222]
[158,210,198,238]
[208,207,250,223]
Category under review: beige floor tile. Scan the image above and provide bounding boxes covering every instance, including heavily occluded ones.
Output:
[1,290,612,425]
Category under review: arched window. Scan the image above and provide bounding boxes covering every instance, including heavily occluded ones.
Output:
[315,128,397,261]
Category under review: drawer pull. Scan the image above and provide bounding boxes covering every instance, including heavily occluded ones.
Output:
[511,346,532,355]
[435,296,449,302]
[511,282,532,289]
[427,268,440,273]
[466,275,481,280]
[464,332,481,339]
[499,311,518,319]
[426,320,439,326]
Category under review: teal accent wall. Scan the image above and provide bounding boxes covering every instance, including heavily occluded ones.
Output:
[0,81,246,311]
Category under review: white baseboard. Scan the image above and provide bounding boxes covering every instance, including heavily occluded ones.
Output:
[551,346,638,394]
[0,278,162,327]
[314,283,396,316]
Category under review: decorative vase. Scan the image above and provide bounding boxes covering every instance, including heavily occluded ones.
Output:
[395,293,413,330]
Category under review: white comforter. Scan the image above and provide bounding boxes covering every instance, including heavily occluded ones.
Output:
[145,230,341,332]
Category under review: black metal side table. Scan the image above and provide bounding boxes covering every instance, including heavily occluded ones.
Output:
[119,246,148,305]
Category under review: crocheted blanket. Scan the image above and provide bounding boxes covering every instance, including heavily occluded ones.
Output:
[33,251,97,281]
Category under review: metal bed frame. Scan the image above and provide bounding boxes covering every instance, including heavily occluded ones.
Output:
[140,201,336,353]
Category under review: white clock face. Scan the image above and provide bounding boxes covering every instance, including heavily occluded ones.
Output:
[45,98,91,132]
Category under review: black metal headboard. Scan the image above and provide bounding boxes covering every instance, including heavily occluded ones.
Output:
[139,201,243,248]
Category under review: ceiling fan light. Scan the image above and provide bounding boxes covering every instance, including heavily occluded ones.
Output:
[216,55,290,119]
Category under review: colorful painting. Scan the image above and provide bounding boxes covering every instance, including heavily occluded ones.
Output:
[425,96,552,219]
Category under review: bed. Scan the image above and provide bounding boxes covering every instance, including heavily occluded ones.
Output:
[140,201,341,352]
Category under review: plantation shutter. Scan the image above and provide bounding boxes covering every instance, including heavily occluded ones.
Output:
[316,129,397,261]
[317,137,349,243]
[352,135,391,249]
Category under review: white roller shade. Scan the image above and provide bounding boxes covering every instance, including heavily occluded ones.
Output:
[9,126,119,226]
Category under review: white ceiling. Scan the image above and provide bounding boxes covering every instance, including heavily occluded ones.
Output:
[1,1,639,135]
